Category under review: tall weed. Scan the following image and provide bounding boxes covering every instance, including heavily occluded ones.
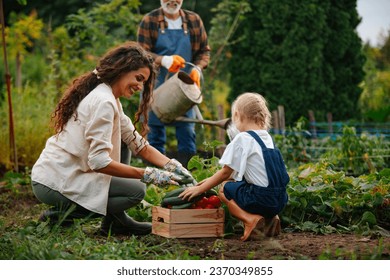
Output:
[0,82,56,168]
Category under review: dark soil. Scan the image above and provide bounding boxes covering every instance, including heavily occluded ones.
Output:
[173,232,390,260]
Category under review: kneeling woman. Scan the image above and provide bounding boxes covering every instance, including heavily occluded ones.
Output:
[31,42,193,235]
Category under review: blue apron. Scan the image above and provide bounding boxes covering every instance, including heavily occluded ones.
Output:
[224,131,289,218]
[154,29,193,88]
[147,21,196,154]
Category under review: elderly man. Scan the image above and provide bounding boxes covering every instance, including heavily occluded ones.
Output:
[137,0,211,167]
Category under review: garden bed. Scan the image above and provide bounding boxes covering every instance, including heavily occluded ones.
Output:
[1,184,389,260]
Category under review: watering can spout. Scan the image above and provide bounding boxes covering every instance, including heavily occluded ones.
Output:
[175,116,231,129]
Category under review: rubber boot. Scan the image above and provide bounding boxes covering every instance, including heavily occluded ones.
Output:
[100,211,151,236]
[39,209,74,227]
[227,200,265,241]
[264,215,281,237]
[39,207,101,227]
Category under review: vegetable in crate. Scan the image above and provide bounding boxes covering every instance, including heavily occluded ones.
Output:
[161,187,219,209]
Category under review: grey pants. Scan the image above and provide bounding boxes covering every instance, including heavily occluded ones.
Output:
[32,177,146,216]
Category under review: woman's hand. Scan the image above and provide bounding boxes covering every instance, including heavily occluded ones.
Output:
[139,148,196,186]
[141,167,183,186]
[163,159,197,186]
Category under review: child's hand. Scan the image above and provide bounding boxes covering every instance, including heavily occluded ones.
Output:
[197,179,206,184]
[178,186,205,201]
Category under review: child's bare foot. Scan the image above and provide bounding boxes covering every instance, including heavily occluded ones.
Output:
[240,215,265,241]
[247,217,268,241]
[226,200,266,242]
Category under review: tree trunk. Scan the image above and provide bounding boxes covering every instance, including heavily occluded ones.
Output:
[16,51,22,88]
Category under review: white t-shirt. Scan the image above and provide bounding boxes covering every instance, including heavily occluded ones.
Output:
[219,130,275,187]
[165,16,183,29]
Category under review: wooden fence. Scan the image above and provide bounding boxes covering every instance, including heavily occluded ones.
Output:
[271,106,390,139]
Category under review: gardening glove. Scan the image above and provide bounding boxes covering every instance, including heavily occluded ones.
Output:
[163,159,197,186]
[161,55,185,73]
[189,67,201,88]
[141,167,184,186]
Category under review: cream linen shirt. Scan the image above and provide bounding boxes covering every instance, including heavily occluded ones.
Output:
[219,130,274,187]
[31,83,148,215]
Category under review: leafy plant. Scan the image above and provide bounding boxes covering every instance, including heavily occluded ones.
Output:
[283,162,390,235]
[65,0,142,58]
[0,168,31,194]
[187,140,224,182]
[322,126,389,175]
[274,117,313,167]
[274,121,390,176]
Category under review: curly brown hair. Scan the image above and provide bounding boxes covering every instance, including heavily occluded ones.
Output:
[52,41,156,138]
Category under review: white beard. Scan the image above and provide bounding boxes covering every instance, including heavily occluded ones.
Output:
[161,0,182,15]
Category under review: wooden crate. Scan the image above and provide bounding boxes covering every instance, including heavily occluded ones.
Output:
[152,206,224,238]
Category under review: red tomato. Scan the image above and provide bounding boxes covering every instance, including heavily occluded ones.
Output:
[207,195,221,208]
[195,197,209,208]
[204,204,215,209]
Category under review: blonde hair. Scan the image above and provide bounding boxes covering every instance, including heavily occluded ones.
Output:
[232,92,271,130]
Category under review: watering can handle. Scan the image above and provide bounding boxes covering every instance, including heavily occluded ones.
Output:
[185,62,204,89]
[186,62,204,124]
[163,62,204,88]
[193,105,203,121]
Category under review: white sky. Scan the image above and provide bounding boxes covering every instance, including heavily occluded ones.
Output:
[357,0,390,46]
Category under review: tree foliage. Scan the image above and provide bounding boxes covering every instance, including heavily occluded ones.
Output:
[3,10,43,87]
[0,0,145,168]
[4,10,43,60]
[379,29,390,69]
[226,0,365,124]
[207,0,251,82]
[323,0,365,121]
[3,0,101,28]
[359,37,390,122]
[65,0,142,57]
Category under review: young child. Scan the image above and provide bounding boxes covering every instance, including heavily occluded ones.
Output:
[179,92,289,241]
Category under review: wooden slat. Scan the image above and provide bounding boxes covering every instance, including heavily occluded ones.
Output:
[277,105,285,135]
[152,206,224,224]
[152,221,224,238]
[272,110,280,134]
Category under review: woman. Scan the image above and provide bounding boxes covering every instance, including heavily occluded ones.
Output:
[31,41,194,236]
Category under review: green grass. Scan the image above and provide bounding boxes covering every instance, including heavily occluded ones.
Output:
[0,221,200,260]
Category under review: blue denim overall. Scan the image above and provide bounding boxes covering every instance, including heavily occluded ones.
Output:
[147,22,196,155]
[224,131,289,218]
